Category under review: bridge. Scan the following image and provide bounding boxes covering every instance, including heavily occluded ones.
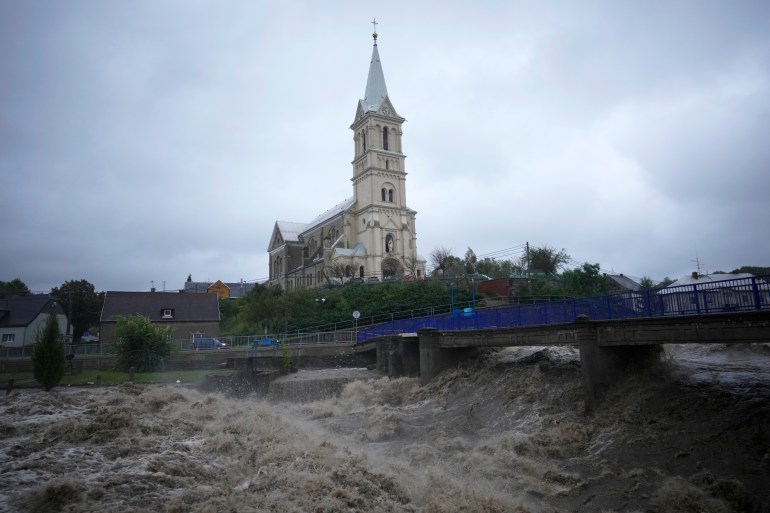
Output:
[356,310,770,413]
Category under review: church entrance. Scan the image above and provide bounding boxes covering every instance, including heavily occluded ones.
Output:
[381,257,402,278]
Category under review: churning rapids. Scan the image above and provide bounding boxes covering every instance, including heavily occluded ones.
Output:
[1,344,769,513]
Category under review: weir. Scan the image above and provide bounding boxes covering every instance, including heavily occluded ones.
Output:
[373,310,770,413]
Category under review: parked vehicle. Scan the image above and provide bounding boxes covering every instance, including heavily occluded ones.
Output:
[194,337,228,350]
[366,276,380,283]
[251,337,279,349]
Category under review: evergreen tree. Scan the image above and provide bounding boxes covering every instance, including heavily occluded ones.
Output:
[32,314,65,391]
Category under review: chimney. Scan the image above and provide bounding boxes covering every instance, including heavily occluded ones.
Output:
[691,271,699,280]
[151,280,156,293]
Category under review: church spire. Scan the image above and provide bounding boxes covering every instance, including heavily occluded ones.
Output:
[362,20,389,113]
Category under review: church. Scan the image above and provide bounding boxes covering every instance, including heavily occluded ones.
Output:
[267,30,426,291]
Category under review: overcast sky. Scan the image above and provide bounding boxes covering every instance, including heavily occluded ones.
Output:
[2,1,769,293]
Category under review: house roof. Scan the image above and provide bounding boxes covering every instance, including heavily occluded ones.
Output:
[100,291,220,323]
[605,274,641,291]
[0,295,63,327]
[668,273,755,288]
[334,242,368,258]
[183,281,256,297]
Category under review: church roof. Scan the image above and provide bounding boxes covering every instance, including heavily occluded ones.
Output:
[360,36,389,113]
[334,242,368,258]
[305,197,355,232]
[275,221,306,243]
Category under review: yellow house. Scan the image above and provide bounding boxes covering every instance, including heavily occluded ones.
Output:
[207,280,230,300]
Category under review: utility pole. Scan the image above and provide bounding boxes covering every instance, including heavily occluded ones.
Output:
[526,242,532,295]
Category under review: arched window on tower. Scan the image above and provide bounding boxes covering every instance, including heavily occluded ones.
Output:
[388,189,394,203]
[381,188,386,202]
[385,160,389,170]
[383,127,389,150]
[362,131,366,151]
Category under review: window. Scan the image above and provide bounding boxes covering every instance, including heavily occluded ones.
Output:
[388,189,394,202]
[381,188,386,201]
[362,131,366,151]
[385,160,389,170]
[161,309,174,319]
[2,334,15,343]
[359,266,365,278]
[383,127,389,150]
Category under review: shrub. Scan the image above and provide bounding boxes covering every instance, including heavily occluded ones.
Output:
[31,314,65,391]
[112,314,173,372]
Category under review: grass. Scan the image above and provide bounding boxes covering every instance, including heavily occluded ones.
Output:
[0,368,238,389]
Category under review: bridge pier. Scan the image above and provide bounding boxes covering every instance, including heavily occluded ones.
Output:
[419,328,480,385]
[577,324,662,414]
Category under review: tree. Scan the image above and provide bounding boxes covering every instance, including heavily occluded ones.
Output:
[186,274,192,283]
[0,278,31,297]
[32,314,65,391]
[403,255,420,277]
[522,245,571,274]
[639,276,655,290]
[113,314,173,372]
[429,247,454,276]
[463,247,477,274]
[50,280,103,342]
[561,263,608,297]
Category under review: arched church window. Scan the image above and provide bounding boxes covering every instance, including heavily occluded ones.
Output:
[359,266,364,278]
[381,188,386,202]
[362,131,366,151]
[383,127,389,150]
[388,189,394,203]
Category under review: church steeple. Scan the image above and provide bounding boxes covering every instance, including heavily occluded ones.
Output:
[362,29,389,113]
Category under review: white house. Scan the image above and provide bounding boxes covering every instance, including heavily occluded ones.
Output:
[0,296,69,349]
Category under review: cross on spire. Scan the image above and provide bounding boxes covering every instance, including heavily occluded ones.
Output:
[371,18,378,44]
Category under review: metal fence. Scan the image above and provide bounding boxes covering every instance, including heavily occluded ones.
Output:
[4,276,766,357]
[355,275,770,342]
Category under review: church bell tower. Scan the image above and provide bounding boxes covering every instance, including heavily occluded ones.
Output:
[349,27,419,278]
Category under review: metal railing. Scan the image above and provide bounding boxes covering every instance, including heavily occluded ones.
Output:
[355,275,770,342]
[4,276,766,357]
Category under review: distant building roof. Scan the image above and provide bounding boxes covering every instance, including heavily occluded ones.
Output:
[605,274,641,291]
[183,281,255,297]
[100,291,220,323]
[667,272,755,288]
[0,295,63,327]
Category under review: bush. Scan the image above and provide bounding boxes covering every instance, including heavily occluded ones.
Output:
[112,314,173,372]
[31,314,65,391]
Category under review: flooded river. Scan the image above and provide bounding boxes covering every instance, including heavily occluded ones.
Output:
[1,343,769,512]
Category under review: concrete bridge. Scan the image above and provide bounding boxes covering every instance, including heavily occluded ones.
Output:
[356,310,770,413]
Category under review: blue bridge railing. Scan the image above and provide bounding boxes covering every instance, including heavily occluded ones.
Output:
[356,275,770,343]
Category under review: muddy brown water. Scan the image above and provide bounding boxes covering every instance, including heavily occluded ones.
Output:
[1,344,768,512]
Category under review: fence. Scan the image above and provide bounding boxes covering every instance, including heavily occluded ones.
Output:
[3,276,767,358]
[355,275,770,342]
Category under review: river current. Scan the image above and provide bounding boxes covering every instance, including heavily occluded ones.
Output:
[1,343,768,512]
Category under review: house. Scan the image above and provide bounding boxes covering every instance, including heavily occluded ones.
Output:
[660,272,769,313]
[604,274,641,293]
[0,295,69,351]
[183,280,255,299]
[100,291,220,344]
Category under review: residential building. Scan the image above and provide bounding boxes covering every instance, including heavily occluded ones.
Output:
[0,295,69,349]
[100,291,220,344]
[183,280,255,299]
